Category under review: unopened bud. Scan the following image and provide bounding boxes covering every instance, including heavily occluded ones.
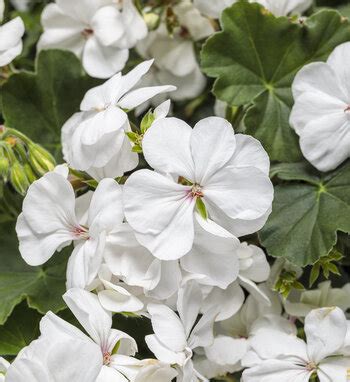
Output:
[10,161,30,195]
[23,163,37,184]
[144,12,160,30]
[0,155,9,181]
[28,143,56,176]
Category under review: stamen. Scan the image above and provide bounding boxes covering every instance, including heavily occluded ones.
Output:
[344,105,350,112]
[103,352,111,366]
[189,184,204,199]
[81,28,94,39]
[72,226,89,240]
[305,361,316,372]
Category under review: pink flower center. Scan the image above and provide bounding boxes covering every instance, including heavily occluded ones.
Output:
[103,352,111,366]
[189,184,204,199]
[72,225,89,240]
[344,105,350,113]
[305,361,316,372]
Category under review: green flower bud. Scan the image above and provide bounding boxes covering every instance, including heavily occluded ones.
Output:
[23,163,37,184]
[144,12,160,30]
[10,161,30,195]
[28,143,56,176]
[0,147,10,181]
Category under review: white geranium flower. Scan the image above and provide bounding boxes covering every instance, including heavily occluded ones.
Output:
[199,242,271,322]
[146,281,216,382]
[62,60,175,176]
[124,116,273,260]
[290,42,350,171]
[0,16,25,67]
[7,288,142,382]
[194,287,285,379]
[242,307,350,382]
[16,170,123,288]
[285,281,350,318]
[136,1,214,109]
[38,0,147,78]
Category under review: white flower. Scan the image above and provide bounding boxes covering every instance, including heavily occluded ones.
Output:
[199,242,271,322]
[136,1,214,108]
[285,281,350,318]
[0,16,25,67]
[7,288,142,382]
[0,358,9,382]
[38,0,147,78]
[146,281,216,382]
[290,42,350,171]
[62,60,175,176]
[124,116,273,260]
[16,170,123,288]
[242,307,350,382]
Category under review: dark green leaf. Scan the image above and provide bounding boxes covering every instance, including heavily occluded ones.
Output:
[0,301,41,356]
[260,163,350,266]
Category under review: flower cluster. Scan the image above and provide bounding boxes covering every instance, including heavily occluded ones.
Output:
[1,0,350,381]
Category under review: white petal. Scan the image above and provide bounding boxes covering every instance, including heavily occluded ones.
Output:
[181,217,240,289]
[119,59,154,96]
[134,362,178,382]
[299,113,350,172]
[16,213,72,266]
[202,282,245,322]
[239,244,270,283]
[66,237,105,289]
[205,336,248,366]
[317,357,350,382]
[98,288,144,313]
[145,334,186,365]
[191,117,236,185]
[188,306,216,349]
[205,167,273,220]
[82,37,129,79]
[242,360,312,382]
[292,62,347,101]
[305,307,347,364]
[326,41,350,101]
[142,117,194,180]
[88,178,123,235]
[124,170,195,260]
[228,134,270,175]
[63,288,113,349]
[0,16,24,53]
[96,365,128,382]
[148,303,187,352]
[117,85,176,110]
[177,280,203,338]
[91,6,124,47]
[249,330,308,362]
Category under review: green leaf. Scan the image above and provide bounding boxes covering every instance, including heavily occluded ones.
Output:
[1,50,100,159]
[0,221,69,324]
[260,162,350,266]
[201,3,350,162]
[0,301,41,356]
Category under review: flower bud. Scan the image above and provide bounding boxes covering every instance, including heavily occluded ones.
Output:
[23,163,37,184]
[0,154,10,181]
[10,161,30,195]
[144,12,160,30]
[28,143,56,176]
